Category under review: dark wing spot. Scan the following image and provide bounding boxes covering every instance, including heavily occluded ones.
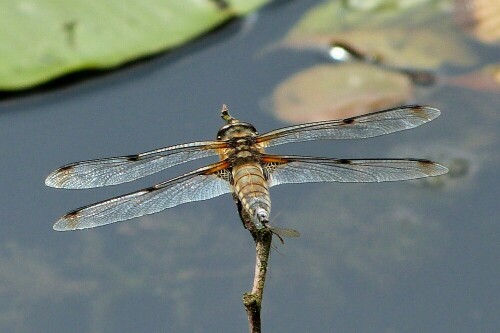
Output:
[47,165,74,187]
[338,159,351,164]
[145,186,156,193]
[417,159,433,165]
[64,211,81,230]
[416,159,449,176]
[412,105,426,113]
[126,155,140,161]
[66,211,79,218]
[59,165,74,171]
[342,118,355,124]
[411,105,436,119]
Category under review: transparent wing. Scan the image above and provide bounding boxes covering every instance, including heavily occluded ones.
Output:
[45,140,227,189]
[271,227,301,238]
[53,161,232,231]
[262,155,448,186]
[256,105,440,147]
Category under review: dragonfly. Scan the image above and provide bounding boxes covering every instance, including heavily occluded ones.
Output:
[45,104,448,232]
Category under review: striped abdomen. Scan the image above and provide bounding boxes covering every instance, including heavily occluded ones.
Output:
[232,162,271,229]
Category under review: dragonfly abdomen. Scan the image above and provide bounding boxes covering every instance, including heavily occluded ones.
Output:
[232,163,271,229]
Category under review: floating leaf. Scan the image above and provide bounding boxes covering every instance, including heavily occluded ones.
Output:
[455,0,500,44]
[283,0,476,70]
[0,0,268,90]
[271,63,413,124]
[447,63,500,92]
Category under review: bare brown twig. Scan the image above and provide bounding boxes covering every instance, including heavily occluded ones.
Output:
[243,227,272,333]
[234,195,273,333]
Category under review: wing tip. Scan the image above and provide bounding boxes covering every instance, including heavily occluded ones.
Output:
[45,171,61,188]
[412,105,441,121]
[45,180,67,189]
[45,165,75,188]
[53,222,73,232]
[431,163,449,176]
[53,212,80,231]
[418,160,449,176]
[53,224,69,232]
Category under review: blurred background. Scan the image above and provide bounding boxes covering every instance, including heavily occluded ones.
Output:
[0,0,498,332]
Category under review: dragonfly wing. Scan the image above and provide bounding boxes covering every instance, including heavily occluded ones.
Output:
[271,227,301,238]
[53,161,232,231]
[45,141,227,189]
[262,155,448,186]
[257,105,440,147]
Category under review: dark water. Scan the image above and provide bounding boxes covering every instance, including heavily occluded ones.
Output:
[0,1,498,332]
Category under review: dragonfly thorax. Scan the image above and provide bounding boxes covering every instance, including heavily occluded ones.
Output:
[217,122,258,141]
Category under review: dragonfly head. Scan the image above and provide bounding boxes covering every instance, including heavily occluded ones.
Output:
[217,105,258,140]
[220,104,237,124]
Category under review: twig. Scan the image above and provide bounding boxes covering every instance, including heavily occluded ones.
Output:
[234,196,273,333]
[243,227,272,333]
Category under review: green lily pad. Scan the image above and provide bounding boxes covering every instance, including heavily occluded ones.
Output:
[0,0,268,90]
